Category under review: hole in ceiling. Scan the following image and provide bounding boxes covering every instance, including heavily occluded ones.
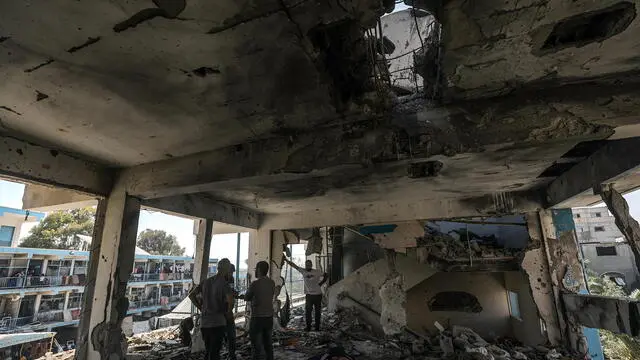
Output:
[428,291,482,313]
[539,2,636,53]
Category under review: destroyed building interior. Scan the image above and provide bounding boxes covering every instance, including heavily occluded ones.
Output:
[2,0,640,359]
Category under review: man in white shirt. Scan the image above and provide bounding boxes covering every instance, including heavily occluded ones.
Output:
[284,257,327,331]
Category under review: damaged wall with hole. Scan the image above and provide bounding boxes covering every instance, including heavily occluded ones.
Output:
[441,0,640,100]
[322,215,555,346]
[406,272,511,340]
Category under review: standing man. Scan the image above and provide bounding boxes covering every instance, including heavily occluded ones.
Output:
[242,261,275,360]
[284,258,327,331]
[200,258,234,360]
[225,264,238,360]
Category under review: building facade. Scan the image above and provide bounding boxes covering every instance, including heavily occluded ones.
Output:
[0,205,216,346]
[573,206,640,290]
[0,206,44,247]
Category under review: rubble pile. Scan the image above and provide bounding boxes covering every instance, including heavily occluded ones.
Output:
[39,309,578,360]
[126,325,192,360]
[240,307,579,360]
[419,225,521,260]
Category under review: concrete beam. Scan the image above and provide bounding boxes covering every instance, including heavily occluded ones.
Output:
[546,138,640,208]
[22,184,98,211]
[261,191,543,230]
[142,194,260,229]
[119,74,640,200]
[0,134,113,196]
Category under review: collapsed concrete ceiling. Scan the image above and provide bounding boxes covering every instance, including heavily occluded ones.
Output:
[3,0,640,215]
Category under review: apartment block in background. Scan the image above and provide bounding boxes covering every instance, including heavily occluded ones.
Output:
[573,206,640,290]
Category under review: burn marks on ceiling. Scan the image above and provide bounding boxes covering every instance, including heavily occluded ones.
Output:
[308,20,372,111]
[113,0,187,33]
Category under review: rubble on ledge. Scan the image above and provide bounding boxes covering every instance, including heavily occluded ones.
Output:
[419,224,521,261]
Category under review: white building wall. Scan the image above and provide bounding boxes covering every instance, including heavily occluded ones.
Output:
[0,207,44,247]
[572,207,623,243]
[573,206,640,288]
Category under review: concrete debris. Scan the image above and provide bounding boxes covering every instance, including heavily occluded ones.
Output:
[379,276,407,335]
[39,308,579,360]
[419,224,521,260]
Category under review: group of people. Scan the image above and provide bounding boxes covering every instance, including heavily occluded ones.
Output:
[196,256,328,360]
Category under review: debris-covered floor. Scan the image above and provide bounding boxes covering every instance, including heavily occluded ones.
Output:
[41,306,580,360]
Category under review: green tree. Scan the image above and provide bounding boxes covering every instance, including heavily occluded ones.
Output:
[137,229,185,256]
[19,208,95,249]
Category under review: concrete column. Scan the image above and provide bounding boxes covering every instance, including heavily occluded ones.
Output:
[69,260,75,276]
[34,294,43,315]
[247,229,271,282]
[41,259,49,276]
[75,181,141,360]
[63,291,71,311]
[7,298,20,318]
[193,219,213,285]
[246,229,272,325]
[539,209,595,358]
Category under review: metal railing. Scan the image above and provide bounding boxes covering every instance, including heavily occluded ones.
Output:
[128,299,160,309]
[0,275,86,289]
[36,310,64,323]
[0,316,38,332]
[0,310,75,333]
[167,295,182,305]
[129,272,192,282]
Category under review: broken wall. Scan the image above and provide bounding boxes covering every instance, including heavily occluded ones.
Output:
[504,271,548,346]
[327,252,437,331]
[406,272,511,340]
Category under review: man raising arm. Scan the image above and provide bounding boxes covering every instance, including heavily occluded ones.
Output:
[283,258,327,331]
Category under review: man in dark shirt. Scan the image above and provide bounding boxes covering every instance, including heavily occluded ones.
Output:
[244,261,275,360]
[225,264,238,360]
[201,258,234,360]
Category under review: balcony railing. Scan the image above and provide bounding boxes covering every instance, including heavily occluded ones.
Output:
[129,272,192,282]
[35,310,64,323]
[0,310,80,333]
[128,299,160,309]
[0,275,86,289]
[0,316,37,332]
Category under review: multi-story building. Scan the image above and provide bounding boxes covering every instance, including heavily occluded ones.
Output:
[0,205,217,346]
[572,206,640,290]
[0,206,44,247]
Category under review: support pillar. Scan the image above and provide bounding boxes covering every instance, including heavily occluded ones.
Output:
[69,260,75,276]
[245,229,272,323]
[521,213,563,345]
[74,182,141,360]
[41,259,49,276]
[539,209,601,358]
[64,291,71,311]
[193,219,213,285]
[247,229,272,283]
[33,294,43,316]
